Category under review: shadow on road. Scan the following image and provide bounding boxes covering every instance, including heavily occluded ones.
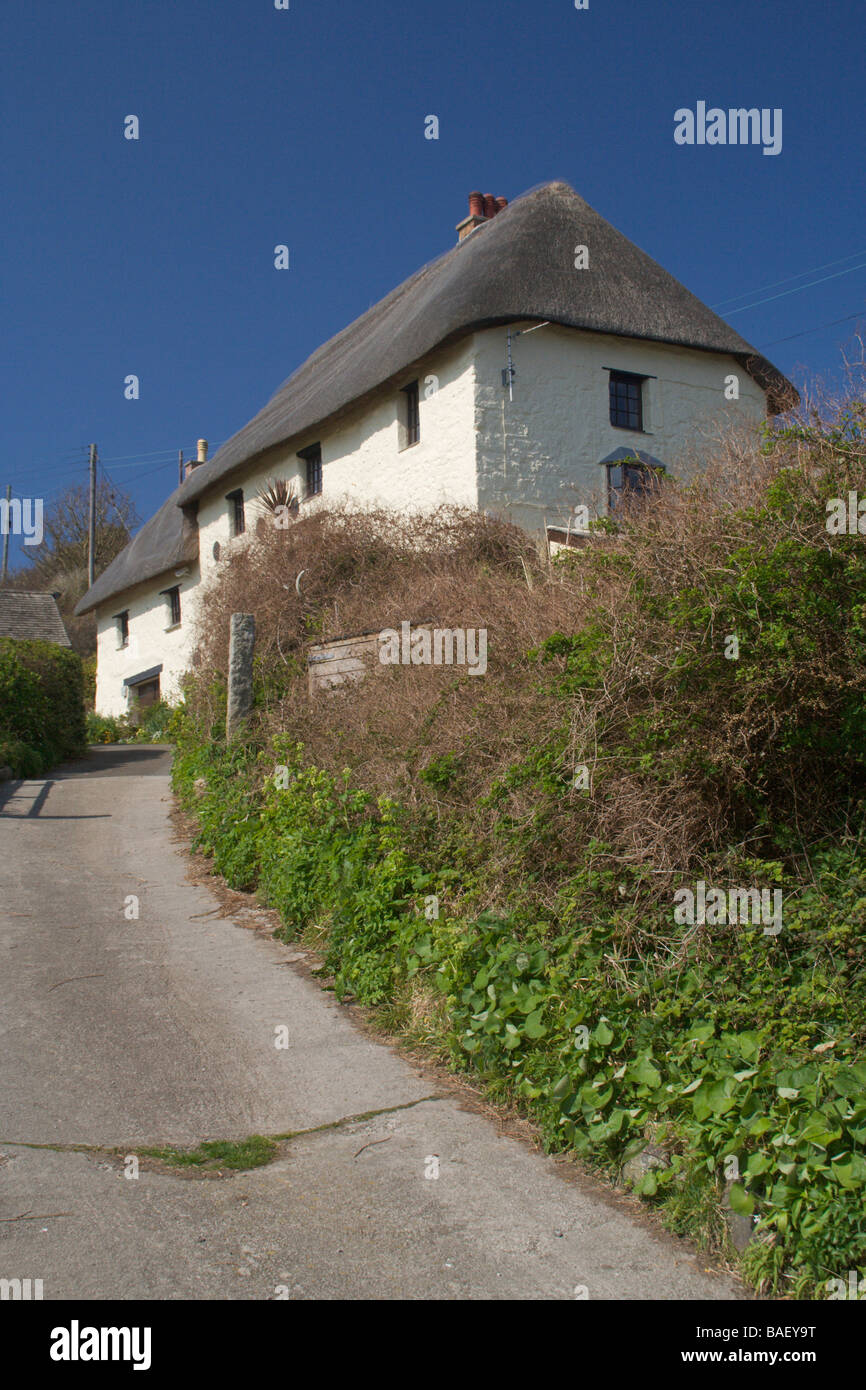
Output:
[0,745,174,817]
[53,744,174,778]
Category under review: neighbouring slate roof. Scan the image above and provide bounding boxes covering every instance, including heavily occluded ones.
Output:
[0,590,71,645]
[176,179,797,507]
[74,486,198,616]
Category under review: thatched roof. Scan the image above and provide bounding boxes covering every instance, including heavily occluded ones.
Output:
[176,179,796,505]
[75,180,796,614]
[0,590,71,645]
[74,488,197,616]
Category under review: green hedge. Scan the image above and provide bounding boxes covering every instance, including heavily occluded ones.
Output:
[0,638,86,775]
[171,731,866,1299]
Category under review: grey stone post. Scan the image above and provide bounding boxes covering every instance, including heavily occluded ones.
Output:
[226,613,256,742]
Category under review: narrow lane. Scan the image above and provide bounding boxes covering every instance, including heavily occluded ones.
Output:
[0,747,741,1300]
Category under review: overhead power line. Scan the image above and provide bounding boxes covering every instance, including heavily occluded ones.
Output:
[758,309,865,349]
[718,261,866,317]
[711,247,866,310]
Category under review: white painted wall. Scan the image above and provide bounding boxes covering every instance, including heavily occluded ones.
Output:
[91,324,772,714]
[194,337,478,590]
[472,323,767,534]
[93,566,200,717]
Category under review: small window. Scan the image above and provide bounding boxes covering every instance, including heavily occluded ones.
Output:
[226,488,245,537]
[607,460,664,512]
[161,586,181,627]
[115,610,129,648]
[299,443,322,498]
[401,380,420,447]
[609,370,645,431]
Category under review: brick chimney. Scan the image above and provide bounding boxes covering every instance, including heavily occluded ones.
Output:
[456,190,508,242]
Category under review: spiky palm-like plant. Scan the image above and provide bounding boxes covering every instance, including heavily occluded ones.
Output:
[256,477,299,518]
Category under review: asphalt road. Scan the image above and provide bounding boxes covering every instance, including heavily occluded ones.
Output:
[0,746,741,1300]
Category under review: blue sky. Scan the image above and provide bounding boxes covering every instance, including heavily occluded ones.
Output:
[4,0,866,570]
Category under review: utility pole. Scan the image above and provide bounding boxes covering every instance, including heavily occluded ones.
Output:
[1,483,10,584]
[178,449,184,486]
[88,444,97,588]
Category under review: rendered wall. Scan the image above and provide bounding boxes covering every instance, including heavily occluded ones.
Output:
[472,323,768,535]
[93,566,200,717]
[194,337,478,589]
[92,324,771,713]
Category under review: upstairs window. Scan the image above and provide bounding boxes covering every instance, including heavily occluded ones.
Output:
[226,488,245,537]
[299,443,322,498]
[607,459,665,512]
[400,380,420,448]
[609,370,645,431]
[115,610,129,649]
[161,586,181,628]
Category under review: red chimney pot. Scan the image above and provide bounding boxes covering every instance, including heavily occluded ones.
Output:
[468,191,484,218]
[495,196,508,213]
[483,194,497,218]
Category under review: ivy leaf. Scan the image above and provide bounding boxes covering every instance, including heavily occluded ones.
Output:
[635,1170,658,1196]
[833,1069,865,1098]
[749,1115,773,1136]
[687,1022,715,1043]
[706,1079,737,1114]
[630,1057,662,1088]
[735,1032,761,1061]
[621,1136,647,1163]
[831,1162,858,1190]
[745,1153,771,1176]
[524,1010,547,1040]
[728,1183,755,1215]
